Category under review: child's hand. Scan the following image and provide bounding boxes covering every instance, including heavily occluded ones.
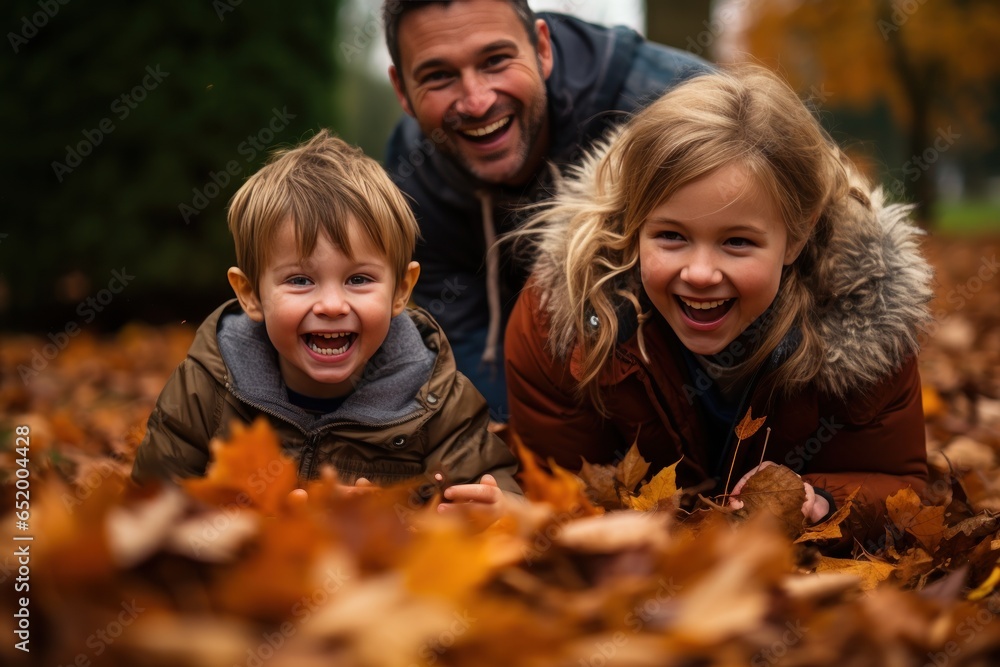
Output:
[728,461,830,524]
[285,473,378,509]
[436,474,506,530]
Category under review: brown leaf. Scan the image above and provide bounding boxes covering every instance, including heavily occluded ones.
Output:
[734,406,767,440]
[735,464,805,538]
[616,441,650,492]
[885,487,948,553]
[182,418,299,516]
[577,459,620,509]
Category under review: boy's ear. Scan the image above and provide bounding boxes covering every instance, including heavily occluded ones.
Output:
[392,261,421,317]
[228,268,264,322]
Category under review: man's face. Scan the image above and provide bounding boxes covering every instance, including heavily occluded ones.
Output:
[390,0,554,186]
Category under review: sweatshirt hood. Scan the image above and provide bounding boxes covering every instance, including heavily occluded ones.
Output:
[189,301,437,432]
[529,135,934,397]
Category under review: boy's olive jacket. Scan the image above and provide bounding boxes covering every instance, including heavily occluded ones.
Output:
[132,300,520,497]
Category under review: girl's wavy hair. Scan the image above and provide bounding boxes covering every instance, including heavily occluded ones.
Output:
[518,64,858,411]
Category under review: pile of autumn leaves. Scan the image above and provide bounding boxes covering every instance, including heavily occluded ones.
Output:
[2,236,1000,666]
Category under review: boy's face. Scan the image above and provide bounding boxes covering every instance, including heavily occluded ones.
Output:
[230,217,419,398]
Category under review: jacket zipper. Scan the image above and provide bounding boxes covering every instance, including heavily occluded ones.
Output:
[225,379,426,477]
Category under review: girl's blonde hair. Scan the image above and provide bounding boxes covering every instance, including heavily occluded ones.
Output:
[524,65,860,410]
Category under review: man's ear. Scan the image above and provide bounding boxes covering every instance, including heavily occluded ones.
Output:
[228,268,264,322]
[389,66,414,117]
[535,19,554,80]
[392,261,421,316]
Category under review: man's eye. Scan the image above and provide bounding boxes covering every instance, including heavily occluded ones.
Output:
[423,71,451,84]
[484,54,510,68]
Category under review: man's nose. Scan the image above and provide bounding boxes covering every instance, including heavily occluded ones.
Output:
[454,72,497,118]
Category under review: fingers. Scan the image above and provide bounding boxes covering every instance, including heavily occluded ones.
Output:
[731,461,776,496]
[287,488,309,510]
[355,477,373,487]
[443,482,504,505]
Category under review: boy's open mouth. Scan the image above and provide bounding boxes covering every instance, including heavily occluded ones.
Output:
[678,296,735,323]
[459,116,512,144]
[304,332,356,356]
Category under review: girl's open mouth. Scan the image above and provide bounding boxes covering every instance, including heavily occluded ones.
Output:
[304,332,356,356]
[677,296,735,323]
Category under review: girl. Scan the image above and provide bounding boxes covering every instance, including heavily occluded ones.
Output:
[505,66,932,543]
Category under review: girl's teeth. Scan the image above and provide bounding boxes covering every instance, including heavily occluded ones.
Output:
[681,298,730,310]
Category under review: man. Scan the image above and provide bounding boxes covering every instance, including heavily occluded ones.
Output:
[383,0,709,420]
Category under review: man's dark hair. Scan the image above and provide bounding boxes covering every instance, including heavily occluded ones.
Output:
[383,0,539,77]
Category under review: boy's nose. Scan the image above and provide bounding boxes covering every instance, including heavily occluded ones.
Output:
[313,287,351,317]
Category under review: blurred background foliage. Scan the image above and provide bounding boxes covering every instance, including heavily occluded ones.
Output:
[3,0,999,333]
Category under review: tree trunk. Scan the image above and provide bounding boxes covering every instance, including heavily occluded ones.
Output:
[645,0,714,58]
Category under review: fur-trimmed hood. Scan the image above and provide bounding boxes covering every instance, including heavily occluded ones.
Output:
[526,136,934,397]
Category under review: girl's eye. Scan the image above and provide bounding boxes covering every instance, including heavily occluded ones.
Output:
[726,237,754,248]
[657,231,685,242]
[347,275,371,286]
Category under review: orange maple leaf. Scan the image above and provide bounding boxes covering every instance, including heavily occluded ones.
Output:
[183,417,299,516]
[734,407,767,440]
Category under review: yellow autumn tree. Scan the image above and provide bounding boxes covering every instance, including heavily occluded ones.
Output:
[740,0,1000,223]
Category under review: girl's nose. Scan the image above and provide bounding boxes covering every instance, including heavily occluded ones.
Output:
[680,249,724,287]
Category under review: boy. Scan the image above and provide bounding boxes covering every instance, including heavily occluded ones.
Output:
[132,130,519,519]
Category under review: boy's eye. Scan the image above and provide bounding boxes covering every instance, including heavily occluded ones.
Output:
[347,275,371,286]
[287,276,312,286]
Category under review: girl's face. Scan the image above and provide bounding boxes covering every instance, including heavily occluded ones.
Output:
[638,163,804,356]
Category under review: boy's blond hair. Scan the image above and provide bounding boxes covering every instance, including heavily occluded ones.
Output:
[227,129,418,291]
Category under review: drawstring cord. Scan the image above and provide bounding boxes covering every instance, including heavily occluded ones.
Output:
[477,189,501,371]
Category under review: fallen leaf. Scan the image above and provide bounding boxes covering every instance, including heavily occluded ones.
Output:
[885,487,948,553]
[795,487,860,543]
[183,418,299,516]
[616,441,651,492]
[734,464,805,538]
[627,461,680,512]
[814,556,895,591]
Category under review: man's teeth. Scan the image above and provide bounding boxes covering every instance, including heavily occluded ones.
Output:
[308,333,352,356]
[680,297,731,310]
[462,117,510,137]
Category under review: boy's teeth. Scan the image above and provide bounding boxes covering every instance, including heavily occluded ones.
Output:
[680,297,730,310]
[462,117,510,137]
[308,333,352,355]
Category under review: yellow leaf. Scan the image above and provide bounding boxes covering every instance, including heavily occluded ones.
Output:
[795,487,860,544]
[628,461,680,512]
[616,441,650,492]
[814,556,895,591]
[968,566,1000,601]
[734,407,767,440]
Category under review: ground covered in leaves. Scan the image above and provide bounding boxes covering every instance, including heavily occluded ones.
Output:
[2,233,1000,666]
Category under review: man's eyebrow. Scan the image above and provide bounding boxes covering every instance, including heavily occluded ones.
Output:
[411,39,520,79]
